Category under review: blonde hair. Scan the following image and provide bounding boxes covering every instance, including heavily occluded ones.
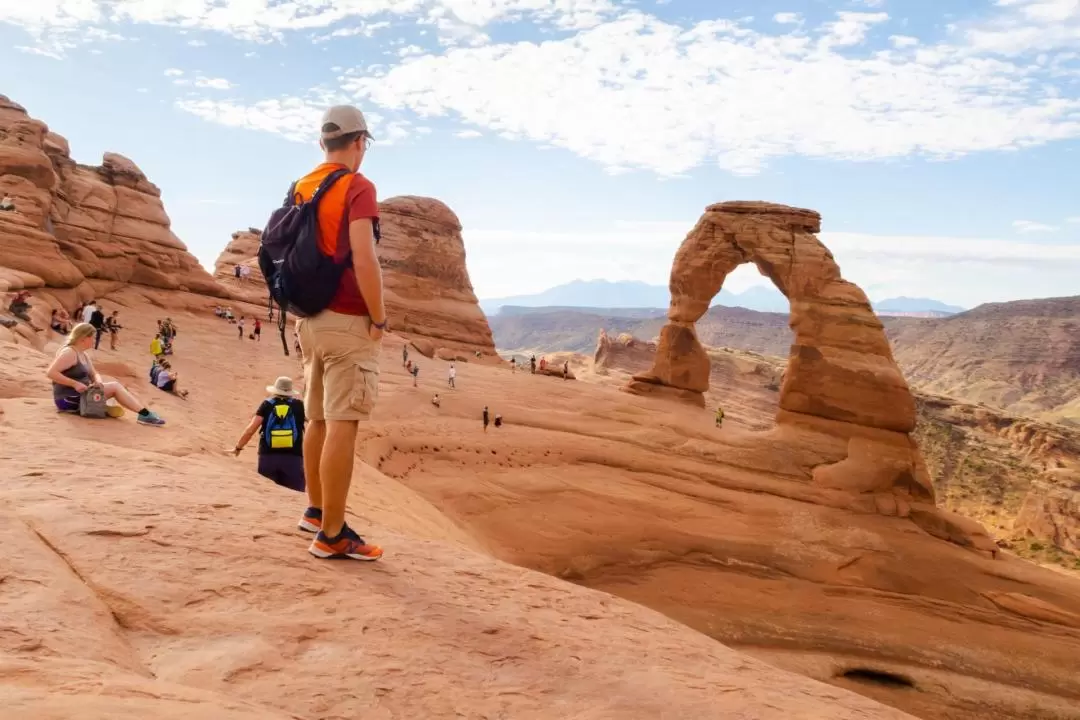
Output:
[65,322,96,347]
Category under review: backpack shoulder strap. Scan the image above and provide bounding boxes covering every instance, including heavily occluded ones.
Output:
[309,168,352,204]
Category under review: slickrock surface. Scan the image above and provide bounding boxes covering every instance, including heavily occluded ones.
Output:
[0,293,915,720]
[0,94,224,340]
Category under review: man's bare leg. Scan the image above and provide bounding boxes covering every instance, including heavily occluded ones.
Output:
[319,419,359,537]
[304,419,326,511]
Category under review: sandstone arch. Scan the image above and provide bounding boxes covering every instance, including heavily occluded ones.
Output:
[626,202,967,516]
[629,201,914,433]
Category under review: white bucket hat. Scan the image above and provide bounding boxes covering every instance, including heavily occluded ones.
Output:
[267,376,300,397]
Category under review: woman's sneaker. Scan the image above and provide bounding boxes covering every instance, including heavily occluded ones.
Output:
[298,507,322,533]
[137,410,166,427]
[309,524,383,561]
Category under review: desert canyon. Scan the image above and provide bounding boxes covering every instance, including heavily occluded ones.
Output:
[2,92,1080,720]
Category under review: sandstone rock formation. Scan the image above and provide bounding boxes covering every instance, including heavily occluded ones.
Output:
[626,201,996,554]
[379,196,495,357]
[593,329,657,374]
[0,94,223,344]
[212,228,266,305]
[209,196,497,358]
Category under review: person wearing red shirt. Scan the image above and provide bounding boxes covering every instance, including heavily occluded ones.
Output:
[291,105,387,562]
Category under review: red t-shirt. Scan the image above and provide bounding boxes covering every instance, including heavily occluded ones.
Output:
[293,164,380,317]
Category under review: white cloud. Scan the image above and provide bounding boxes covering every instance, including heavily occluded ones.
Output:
[961,0,1080,54]
[193,76,233,90]
[188,38,207,47]
[1012,219,1059,233]
[1067,216,1080,223]
[173,95,413,144]
[163,68,184,77]
[338,11,1080,176]
[15,2,1080,181]
[819,11,889,47]
[2,0,615,53]
[455,129,483,138]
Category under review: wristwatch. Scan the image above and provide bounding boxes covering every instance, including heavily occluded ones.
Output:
[372,317,388,330]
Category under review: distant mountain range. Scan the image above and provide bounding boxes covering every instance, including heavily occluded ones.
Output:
[480,280,965,316]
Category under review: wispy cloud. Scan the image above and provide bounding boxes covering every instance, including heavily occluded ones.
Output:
[1012,219,1058,234]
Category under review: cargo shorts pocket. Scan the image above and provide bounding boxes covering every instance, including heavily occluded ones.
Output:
[350,360,380,416]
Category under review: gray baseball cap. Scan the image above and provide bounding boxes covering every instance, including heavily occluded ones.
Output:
[320,105,373,141]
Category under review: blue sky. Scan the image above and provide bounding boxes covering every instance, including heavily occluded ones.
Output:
[2,0,1079,308]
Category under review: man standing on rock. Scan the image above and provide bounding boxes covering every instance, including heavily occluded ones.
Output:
[89,305,106,350]
[448,362,456,389]
[82,299,97,325]
[292,105,387,562]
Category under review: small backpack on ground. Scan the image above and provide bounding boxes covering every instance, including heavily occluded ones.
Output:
[79,384,107,419]
[263,398,299,451]
[258,169,380,356]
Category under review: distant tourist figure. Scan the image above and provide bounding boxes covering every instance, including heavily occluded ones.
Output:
[8,290,32,321]
[0,195,14,212]
[82,300,97,325]
[402,344,408,367]
[277,104,386,561]
[237,316,245,340]
[47,323,165,425]
[539,356,547,372]
[153,360,188,398]
[232,376,306,493]
[234,265,242,281]
[89,305,106,349]
[432,393,440,408]
[106,311,121,350]
[448,362,456,389]
[411,362,419,387]
[715,406,725,428]
[530,355,536,374]
[482,405,490,433]
[50,309,70,334]
[562,361,569,380]
[510,357,516,373]
[162,317,177,343]
[253,317,262,342]
[150,334,164,359]
[494,413,502,428]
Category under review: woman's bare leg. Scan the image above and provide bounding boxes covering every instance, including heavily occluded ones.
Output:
[102,381,144,413]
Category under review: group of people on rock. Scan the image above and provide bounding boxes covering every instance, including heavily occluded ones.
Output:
[73,300,122,350]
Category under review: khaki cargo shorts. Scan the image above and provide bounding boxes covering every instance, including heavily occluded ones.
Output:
[297,311,381,422]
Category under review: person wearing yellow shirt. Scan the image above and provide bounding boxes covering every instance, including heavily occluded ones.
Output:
[150,334,163,358]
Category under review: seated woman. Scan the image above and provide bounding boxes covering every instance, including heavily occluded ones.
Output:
[154,360,189,399]
[47,323,166,426]
[49,309,69,334]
